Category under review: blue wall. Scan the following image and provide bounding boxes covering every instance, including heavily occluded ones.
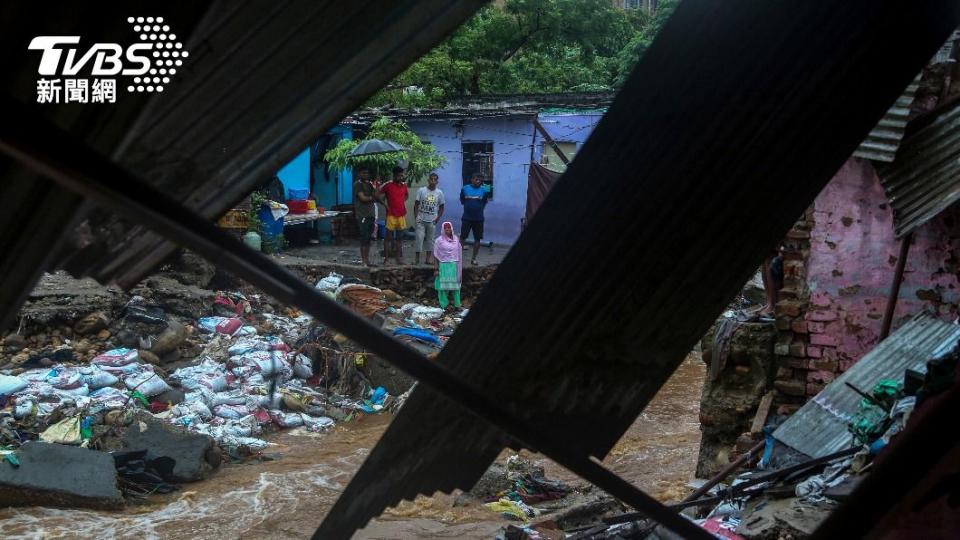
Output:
[276,126,355,243]
[408,112,602,245]
[276,148,310,199]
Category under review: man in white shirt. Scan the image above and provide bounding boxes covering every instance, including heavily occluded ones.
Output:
[414,172,445,265]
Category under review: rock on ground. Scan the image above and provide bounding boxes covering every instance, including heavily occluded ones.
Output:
[120,414,221,483]
[163,250,217,288]
[14,272,128,328]
[130,275,215,320]
[0,442,124,510]
[362,355,417,396]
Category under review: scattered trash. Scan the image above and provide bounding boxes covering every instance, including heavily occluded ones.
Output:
[0,374,27,395]
[315,273,344,293]
[198,317,246,336]
[486,497,537,521]
[40,417,82,445]
[393,327,441,345]
[0,270,465,511]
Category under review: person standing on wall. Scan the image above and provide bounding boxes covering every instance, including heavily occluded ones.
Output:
[460,172,489,266]
[352,167,377,267]
[414,172,445,266]
[379,166,409,266]
[433,221,462,310]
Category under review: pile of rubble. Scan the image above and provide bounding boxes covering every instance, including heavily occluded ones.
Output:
[0,264,466,511]
[502,315,960,539]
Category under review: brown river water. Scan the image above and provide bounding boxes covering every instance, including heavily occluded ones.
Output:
[0,354,704,540]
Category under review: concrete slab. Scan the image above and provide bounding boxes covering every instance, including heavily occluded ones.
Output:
[121,415,220,483]
[0,442,123,510]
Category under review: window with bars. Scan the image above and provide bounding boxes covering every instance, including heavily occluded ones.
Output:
[462,141,494,199]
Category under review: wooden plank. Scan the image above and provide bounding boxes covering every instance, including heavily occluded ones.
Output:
[751,391,775,434]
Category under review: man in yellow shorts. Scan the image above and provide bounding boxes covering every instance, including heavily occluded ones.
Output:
[379,166,409,265]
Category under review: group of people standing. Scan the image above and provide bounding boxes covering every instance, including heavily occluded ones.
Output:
[352,166,490,309]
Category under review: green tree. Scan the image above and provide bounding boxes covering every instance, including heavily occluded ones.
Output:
[613,0,679,86]
[367,0,635,106]
[324,117,446,184]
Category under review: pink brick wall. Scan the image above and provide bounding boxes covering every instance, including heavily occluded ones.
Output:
[805,158,960,367]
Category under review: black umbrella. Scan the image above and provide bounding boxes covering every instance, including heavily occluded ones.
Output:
[349,139,406,156]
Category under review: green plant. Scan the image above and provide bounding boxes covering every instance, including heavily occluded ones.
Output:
[324,117,446,184]
[262,233,286,254]
[247,190,267,236]
[366,0,638,106]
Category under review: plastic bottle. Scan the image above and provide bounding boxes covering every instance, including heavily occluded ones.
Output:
[243,231,262,251]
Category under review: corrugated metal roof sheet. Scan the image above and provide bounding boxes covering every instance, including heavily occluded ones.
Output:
[773,313,960,458]
[879,99,960,237]
[345,92,614,123]
[852,76,920,163]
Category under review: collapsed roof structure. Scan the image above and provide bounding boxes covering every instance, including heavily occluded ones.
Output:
[2,1,959,539]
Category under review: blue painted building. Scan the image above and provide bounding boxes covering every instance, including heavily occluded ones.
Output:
[274,125,353,242]
[276,93,611,246]
[392,94,611,245]
[402,112,603,244]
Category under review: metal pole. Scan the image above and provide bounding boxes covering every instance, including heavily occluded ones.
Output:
[880,233,912,340]
[0,104,713,540]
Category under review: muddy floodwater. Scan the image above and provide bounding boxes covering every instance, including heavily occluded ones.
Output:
[0,354,704,539]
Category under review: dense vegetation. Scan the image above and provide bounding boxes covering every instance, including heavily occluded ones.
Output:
[367,0,678,108]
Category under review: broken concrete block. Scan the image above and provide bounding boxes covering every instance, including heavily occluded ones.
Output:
[121,415,220,482]
[0,442,123,510]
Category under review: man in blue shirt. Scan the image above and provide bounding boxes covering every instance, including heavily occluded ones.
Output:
[459,173,490,265]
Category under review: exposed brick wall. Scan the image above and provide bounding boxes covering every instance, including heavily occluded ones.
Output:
[773,157,960,412]
[772,204,815,410]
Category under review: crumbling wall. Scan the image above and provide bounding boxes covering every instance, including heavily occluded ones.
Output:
[696,320,775,478]
[773,158,960,413]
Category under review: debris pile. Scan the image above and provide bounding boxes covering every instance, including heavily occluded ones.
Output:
[0,266,468,510]
[514,315,959,539]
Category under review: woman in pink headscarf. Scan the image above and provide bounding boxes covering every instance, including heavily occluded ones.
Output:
[433,221,462,309]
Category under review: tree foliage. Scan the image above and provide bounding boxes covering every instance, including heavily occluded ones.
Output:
[366,0,648,107]
[613,0,679,86]
[324,117,446,183]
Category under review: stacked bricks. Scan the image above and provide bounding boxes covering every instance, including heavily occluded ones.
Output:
[772,208,817,414]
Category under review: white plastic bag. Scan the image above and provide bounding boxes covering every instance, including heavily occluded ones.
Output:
[79,366,120,390]
[315,273,343,292]
[411,305,444,320]
[292,354,313,379]
[269,410,305,427]
[124,368,172,397]
[214,404,249,420]
[210,389,247,406]
[14,397,36,418]
[0,374,27,395]
[92,348,140,367]
[46,368,82,389]
[301,414,335,432]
